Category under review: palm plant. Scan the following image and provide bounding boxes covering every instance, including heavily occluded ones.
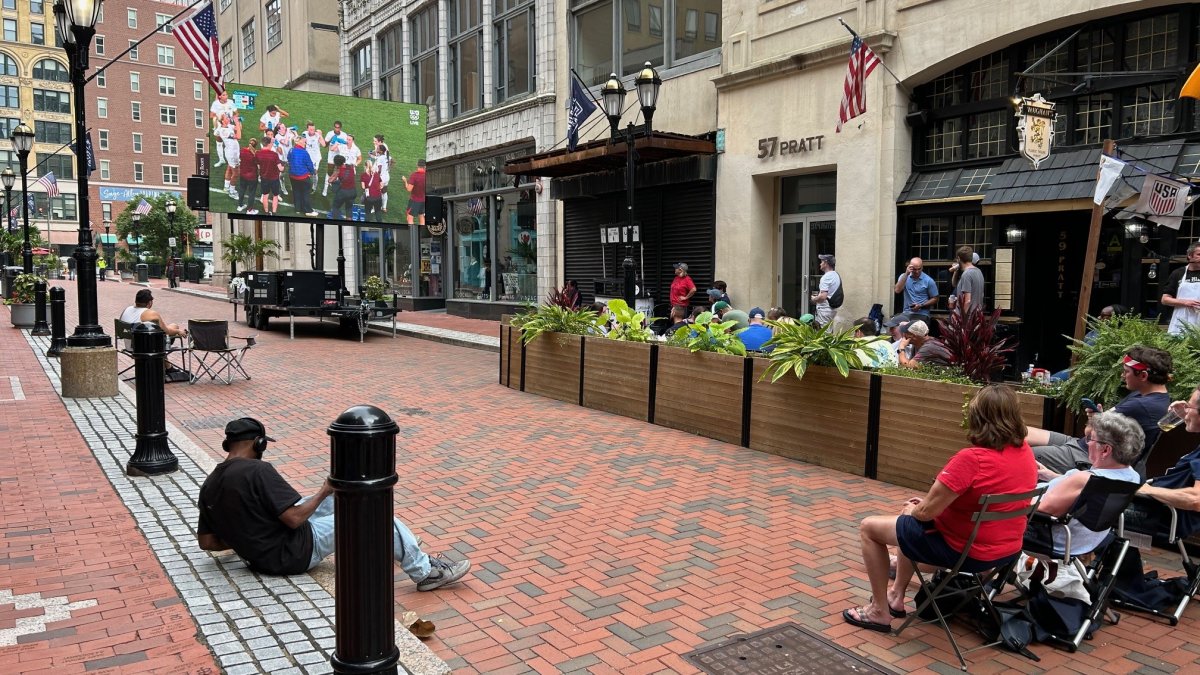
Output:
[761,320,873,381]
[936,305,1014,383]
[220,233,280,271]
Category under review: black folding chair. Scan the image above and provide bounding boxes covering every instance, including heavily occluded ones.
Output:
[893,487,1045,671]
[186,319,255,384]
[114,319,135,380]
[1019,475,1142,650]
[1116,496,1200,625]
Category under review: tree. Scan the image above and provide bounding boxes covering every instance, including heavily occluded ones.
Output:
[113,194,200,261]
[220,232,280,271]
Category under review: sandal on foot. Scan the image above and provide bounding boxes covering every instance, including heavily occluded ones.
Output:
[842,606,891,633]
[868,596,907,619]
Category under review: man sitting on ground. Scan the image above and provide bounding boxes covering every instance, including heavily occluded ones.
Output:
[739,307,773,352]
[120,289,187,341]
[198,417,471,590]
[895,320,950,369]
[1027,346,1171,474]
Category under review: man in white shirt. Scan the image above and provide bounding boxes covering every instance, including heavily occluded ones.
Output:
[323,121,349,196]
[209,91,237,167]
[810,254,841,330]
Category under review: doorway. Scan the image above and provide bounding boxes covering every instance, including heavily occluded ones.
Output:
[780,214,836,318]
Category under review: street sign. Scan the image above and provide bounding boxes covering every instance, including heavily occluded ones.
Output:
[168,237,177,247]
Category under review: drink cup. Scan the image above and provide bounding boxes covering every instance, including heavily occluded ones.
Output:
[1158,409,1184,433]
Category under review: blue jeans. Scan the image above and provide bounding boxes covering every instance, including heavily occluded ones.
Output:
[302,495,431,582]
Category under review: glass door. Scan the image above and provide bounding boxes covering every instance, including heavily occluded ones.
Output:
[780,213,835,318]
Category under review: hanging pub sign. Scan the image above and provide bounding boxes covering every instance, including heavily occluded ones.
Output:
[1016,94,1056,169]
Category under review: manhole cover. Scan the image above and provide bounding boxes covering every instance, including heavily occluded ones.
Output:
[682,622,895,675]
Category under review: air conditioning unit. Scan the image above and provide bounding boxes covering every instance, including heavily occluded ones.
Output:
[159,23,173,34]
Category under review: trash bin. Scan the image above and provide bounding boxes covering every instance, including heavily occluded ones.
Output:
[2,266,22,300]
[136,263,149,283]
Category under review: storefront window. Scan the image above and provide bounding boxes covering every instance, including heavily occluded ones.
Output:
[361,229,382,280]
[453,197,492,299]
[497,189,537,302]
[386,227,413,295]
[419,230,444,296]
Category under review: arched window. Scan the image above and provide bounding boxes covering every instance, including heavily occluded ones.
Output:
[0,53,17,77]
[33,58,69,83]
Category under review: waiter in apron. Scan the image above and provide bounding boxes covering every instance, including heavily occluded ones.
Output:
[1162,242,1200,335]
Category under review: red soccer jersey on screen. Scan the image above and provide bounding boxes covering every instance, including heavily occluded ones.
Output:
[256,149,282,180]
[239,148,258,181]
[407,168,425,202]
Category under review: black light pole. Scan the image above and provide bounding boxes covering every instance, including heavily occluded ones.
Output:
[1,168,14,270]
[131,212,141,263]
[103,218,111,274]
[57,0,109,348]
[11,123,34,275]
[166,199,177,287]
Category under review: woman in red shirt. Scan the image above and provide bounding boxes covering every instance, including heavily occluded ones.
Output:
[843,384,1037,632]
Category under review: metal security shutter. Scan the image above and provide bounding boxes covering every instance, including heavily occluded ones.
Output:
[563,198,618,305]
[651,182,715,310]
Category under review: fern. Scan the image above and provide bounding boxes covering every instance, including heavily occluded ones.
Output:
[513,304,599,344]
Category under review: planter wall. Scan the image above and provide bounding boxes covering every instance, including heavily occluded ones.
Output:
[655,347,745,446]
[8,303,34,328]
[522,332,582,404]
[582,338,652,421]
[749,360,872,476]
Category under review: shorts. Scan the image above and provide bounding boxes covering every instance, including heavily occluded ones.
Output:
[895,514,1015,573]
[407,200,426,216]
[226,152,240,169]
[260,178,281,196]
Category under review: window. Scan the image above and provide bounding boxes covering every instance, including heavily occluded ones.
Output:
[39,154,72,180]
[241,19,256,69]
[449,19,481,116]
[33,193,76,219]
[195,139,205,154]
[95,70,104,87]
[129,71,140,92]
[572,1,612,85]
[351,44,372,98]
[161,136,178,155]
[127,7,136,28]
[97,129,109,149]
[162,165,179,184]
[411,6,439,120]
[1,0,13,8]
[966,110,1006,159]
[94,35,104,55]
[94,97,108,117]
[158,76,176,96]
[0,117,18,137]
[266,0,281,50]
[194,108,204,128]
[193,80,202,100]
[1074,94,1113,145]
[157,45,174,66]
[30,0,43,14]
[572,0,717,83]
[133,162,143,182]
[495,0,535,103]
[34,120,71,144]
[160,105,176,125]
[924,118,962,164]
[101,203,111,222]
[129,40,138,61]
[131,101,141,121]
[221,40,233,81]
[2,19,15,42]
[31,22,43,45]
[99,159,110,180]
[1125,13,1177,70]
[32,59,68,82]
[0,85,18,108]
[155,13,171,31]
[0,53,15,76]
[34,88,71,113]
[132,132,142,152]
[1121,83,1176,137]
[648,4,662,38]
[379,24,403,101]
[219,0,231,11]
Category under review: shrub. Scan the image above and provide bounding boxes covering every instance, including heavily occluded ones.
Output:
[669,311,746,356]
[362,275,388,301]
[936,305,1015,383]
[544,284,576,309]
[5,273,43,305]
[513,304,598,344]
[604,299,653,342]
[761,320,874,381]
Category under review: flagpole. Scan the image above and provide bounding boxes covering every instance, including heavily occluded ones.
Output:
[570,69,605,111]
[836,18,910,96]
[1074,138,1117,355]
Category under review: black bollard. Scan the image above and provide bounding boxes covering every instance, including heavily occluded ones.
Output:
[46,286,66,357]
[327,405,399,675]
[125,322,178,476]
[31,279,50,336]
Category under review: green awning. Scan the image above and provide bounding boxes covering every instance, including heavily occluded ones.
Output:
[98,234,117,244]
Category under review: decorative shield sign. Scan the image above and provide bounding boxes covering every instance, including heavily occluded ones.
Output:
[1016,94,1056,169]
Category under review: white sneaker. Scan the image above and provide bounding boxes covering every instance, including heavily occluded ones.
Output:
[247,209,259,215]
[305,211,320,217]
[236,204,246,211]
[213,161,225,167]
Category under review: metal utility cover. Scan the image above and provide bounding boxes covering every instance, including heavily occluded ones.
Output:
[682,622,895,674]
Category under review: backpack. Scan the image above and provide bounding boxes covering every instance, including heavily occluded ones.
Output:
[828,273,845,309]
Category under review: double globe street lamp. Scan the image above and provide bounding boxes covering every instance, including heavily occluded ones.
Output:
[54,0,109,347]
[10,123,35,275]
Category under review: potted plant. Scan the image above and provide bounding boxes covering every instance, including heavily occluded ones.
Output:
[362,275,389,307]
[117,248,137,280]
[5,272,43,327]
[512,302,598,404]
[581,299,656,420]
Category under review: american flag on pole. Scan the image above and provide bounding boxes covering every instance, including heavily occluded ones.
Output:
[134,198,153,215]
[836,36,881,133]
[34,172,59,197]
[174,1,224,95]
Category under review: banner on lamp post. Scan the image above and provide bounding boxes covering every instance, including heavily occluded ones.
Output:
[1016,94,1056,169]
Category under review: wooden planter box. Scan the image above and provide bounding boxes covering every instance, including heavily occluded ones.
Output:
[523,332,582,404]
[749,360,872,475]
[582,338,652,421]
[654,346,745,445]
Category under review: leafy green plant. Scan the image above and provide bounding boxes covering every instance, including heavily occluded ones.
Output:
[1059,314,1200,414]
[875,363,976,385]
[761,319,872,381]
[936,305,1015,383]
[670,311,746,356]
[362,275,388,301]
[5,273,43,305]
[219,233,280,271]
[604,299,653,342]
[515,304,599,344]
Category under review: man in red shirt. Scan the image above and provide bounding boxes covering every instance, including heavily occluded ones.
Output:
[404,159,427,225]
[236,138,260,214]
[669,262,696,309]
[255,136,284,215]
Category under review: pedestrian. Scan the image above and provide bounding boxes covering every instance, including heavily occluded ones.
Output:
[1162,242,1200,335]
[329,155,358,220]
[97,255,107,282]
[197,418,471,590]
[670,262,696,309]
[810,254,842,329]
[739,307,773,352]
[949,246,985,312]
[287,137,319,217]
[66,255,76,280]
[166,256,178,288]
[565,279,582,310]
[894,257,938,320]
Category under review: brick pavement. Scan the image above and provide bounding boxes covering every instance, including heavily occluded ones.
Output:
[11,278,1200,674]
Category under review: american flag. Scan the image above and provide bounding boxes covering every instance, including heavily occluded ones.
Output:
[34,172,59,197]
[836,36,881,133]
[134,198,153,215]
[174,2,224,95]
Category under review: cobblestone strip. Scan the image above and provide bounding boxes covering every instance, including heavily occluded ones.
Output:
[22,333,410,675]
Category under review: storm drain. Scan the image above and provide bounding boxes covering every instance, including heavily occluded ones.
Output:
[683,622,894,675]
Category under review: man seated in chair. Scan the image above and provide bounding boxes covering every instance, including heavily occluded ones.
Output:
[1030,411,1144,556]
[1124,388,1200,542]
[120,289,188,341]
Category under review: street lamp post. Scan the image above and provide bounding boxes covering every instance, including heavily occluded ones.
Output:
[601,63,660,308]
[131,212,141,264]
[166,199,177,288]
[1,168,14,269]
[103,218,111,276]
[11,123,35,275]
[56,0,110,348]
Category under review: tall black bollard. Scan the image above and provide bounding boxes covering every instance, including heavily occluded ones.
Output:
[31,279,50,336]
[125,322,178,476]
[46,286,66,357]
[328,405,399,675]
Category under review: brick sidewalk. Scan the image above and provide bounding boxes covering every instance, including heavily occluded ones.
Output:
[0,312,218,674]
[11,280,1200,674]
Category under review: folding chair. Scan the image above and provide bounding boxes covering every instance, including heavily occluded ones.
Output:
[114,319,135,380]
[186,319,255,384]
[1019,475,1142,651]
[893,486,1045,671]
[1115,496,1200,625]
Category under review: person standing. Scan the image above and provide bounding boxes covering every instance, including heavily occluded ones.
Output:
[949,246,985,312]
[361,159,384,223]
[215,114,242,200]
[236,138,261,213]
[1162,242,1200,335]
[329,155,358,220]
[255,136,284,216]
[322,121,349,196]
[302,121,326,193]
[97,255,107,282]
[404,160,427,225]
[811,254,841,329]
[669,262,696,309]
[287,138,319,217]
[209,91,238,167]
[894,257,938,320]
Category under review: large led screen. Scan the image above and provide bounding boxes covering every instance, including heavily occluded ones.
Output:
[207,83,427,226]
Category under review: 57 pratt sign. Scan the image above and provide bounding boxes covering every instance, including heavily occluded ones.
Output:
[1016,94,1056,169]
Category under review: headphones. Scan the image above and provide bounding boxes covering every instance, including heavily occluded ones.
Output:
[253,435,269,456]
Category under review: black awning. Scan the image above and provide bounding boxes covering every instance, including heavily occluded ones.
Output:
[503,131,716,179]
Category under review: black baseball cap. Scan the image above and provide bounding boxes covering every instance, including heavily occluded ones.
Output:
[222,417,275,450]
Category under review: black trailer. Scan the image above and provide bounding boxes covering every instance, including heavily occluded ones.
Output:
[230,269,398,341]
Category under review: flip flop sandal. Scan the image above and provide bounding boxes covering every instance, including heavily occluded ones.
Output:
[868,596,907,619]
[842,606,892,633]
